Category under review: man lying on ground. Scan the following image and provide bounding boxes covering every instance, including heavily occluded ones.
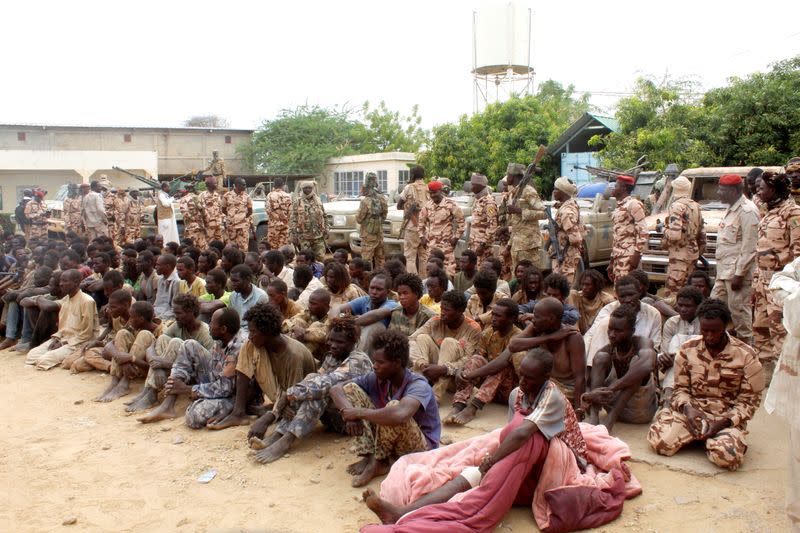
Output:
[330,329,441,487]
[583,304,657,433]
[249,316,372,463]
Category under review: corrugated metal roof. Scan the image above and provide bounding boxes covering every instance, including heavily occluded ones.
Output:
[589,114,619,133]
[0,123,254,134]
[547,112,620,155]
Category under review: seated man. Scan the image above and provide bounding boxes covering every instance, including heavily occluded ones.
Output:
[25,269,97,371]
[583,304,657,432]
[138,308,245,427]
[177,256,207,297]
[444,298,522,425]
[259,249,295,293]
[453,250,477,294]
[249,316,373,463]
[266,279,302,322]
[648,299,764,470]
[133,250,158,305]
[421,257,454,295]
[519,273,580,326]
[387,273,436,336]
[0,265,53,350]
[207,302,317,431]
[360,348,586,531]
[630,269,678,320]
[294,264,324,309]
[229,264,268,332]
[464,257,511,298]
[12,271,63,354]
[409,290,482,400]
[152,253,181,322]
[658,286,703,404]
[95,301,163,402]
[284,288,332,360]
[348,257,371,292]
[124,294,214,412]
[331,330,441,487]
[567,269,615,334]
[419,270,447,314]
[508,298,585,410]
[465,270,504,327]
[80,252,111,309]
[198,268,231,322]
[584,275,662,367]
[331,273,398,352]
[295,248,324,279]
[687,269,713,299]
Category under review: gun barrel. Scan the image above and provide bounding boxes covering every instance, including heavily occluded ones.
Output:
[112,166,161,189]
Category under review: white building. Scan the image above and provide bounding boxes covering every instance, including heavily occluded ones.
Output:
[320,152,416,200]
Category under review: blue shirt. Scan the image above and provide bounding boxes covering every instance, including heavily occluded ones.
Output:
[229,284,269,331]
[348,296,399,327]
[519,299,580,326]
[352,369,441,450]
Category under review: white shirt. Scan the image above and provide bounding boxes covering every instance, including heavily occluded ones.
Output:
[584,301,663,365]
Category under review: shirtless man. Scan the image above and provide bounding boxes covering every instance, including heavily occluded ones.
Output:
[583,304,658,432]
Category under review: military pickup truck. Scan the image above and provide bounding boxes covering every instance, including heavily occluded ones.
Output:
[640,166,782,284]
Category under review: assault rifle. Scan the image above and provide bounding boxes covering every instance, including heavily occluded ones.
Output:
[398,199,419,239]
[498,144,548,238]
[544,206,565,264]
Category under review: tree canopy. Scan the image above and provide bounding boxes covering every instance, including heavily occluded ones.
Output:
[183,115,230,128]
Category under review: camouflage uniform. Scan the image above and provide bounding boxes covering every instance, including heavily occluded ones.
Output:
[647,334,764,470]
[610,195,648,282]
[62,192,84,237]
[198,190,225,244]
[452,325,522,409]
[222,189,253,251]
[125,194,142,244]
[204,155,227,189]
[112,190,130,246]
[289,182,328,261]
[553,197,584,285]
[23,199,48,240]
[662,180,703,299]
[419,196,465,276]
[104,192,117,244]
[356,173,388,268]
[400,180,430,275]
[753,197,800,363]
[507,182,546,272]
[266,188,292,249]
[283,310,331,359]
[178,192,205,249]
[468,189,499,264]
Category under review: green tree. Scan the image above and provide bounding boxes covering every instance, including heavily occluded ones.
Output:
[361,101,429,153]
[183,115,230,128]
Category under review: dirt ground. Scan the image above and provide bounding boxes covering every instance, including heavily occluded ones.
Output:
[0,350,792,533]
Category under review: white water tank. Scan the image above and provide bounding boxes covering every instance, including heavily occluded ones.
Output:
[472,1,533,76]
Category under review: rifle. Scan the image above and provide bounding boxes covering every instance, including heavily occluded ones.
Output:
[577,156,649,182]
[544,206,565,264]
[398,200,419,239]
[511,144,548,208]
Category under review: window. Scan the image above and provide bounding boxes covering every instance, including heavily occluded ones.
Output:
[333,171,364,198]
[123,134,132,143]
[17,132,26,142]
[225,135,232,144]
[376,170,388,193]
[398,169,410,191]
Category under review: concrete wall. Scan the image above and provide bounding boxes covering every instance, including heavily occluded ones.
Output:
[321,152,416,199]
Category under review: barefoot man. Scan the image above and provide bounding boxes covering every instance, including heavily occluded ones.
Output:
[330,330,441,487]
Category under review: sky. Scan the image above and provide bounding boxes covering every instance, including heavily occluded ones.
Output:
[1,0,799,131]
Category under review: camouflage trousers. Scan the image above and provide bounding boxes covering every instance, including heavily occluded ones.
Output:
[205,224,225,245]
[170,339,235,429]
[710,278,753,345]
[140,336,184,391]
[343,382,428,461]
[410,335,467,401]
[227,224,250,252]
[452,354,517,408]
[125,223,142,246]
[107,222,118,245]
[360,233,385,269]
[268,224,289,250]
[403,228,428,276]
[753,268,785,363]
[552,246,583,286]
[299,238,326,262]
[185,223,206,250]
[663,257,696,299]
[62,344,111,374]
[429,239,456,277]
[109,329,158,379]
[275,395,342,439]
[609,252,638,283]
[511,248,540,274]
[647,407,748,470]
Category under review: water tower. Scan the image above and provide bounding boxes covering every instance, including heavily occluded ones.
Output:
[472,1,534,113]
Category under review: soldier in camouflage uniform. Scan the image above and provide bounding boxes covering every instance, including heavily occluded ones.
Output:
[786,156,800,206]
[24,191,48,240]
[467,173,498,265]
[662,176,704,299]
[356,172,388,268]
[551,177,583,285]
[62,183,84,237]
[199,175,225,244]
[419,180,465,277]
[202,150,227,189]
[290,180,329,261]
[753,172,800,371]
[126,189,142,244]
[102,182,117,244]
[112,187,130,246]
[648,299,764,471]
[609,175,648,283]
[222,177,253,251]
[266,177,292,249]
[503,163,546,272]
[178,185,205,249]
[397,165,430,275]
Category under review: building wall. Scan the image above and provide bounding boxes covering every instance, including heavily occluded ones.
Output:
[320,152,416,199]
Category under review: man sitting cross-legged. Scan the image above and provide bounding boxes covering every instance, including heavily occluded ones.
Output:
[647,299,764,470]
[330,272,398,353]
[0,265,53,351]
[519,272,580,326]
[94,301,163,402]
[249,316,373,463]
[284,288,331,361]
[330,330,441,487]
[360,348,587,531]
[266,279,302,322]
[465,269,505,327]
[12,271,64,354]
[353,273,435,337]
[124,293,214,412]
[207,302,317,431]
[443,298,523,426]
[583,304,658,433]
[138,308,245,427]
[25,269,97,370]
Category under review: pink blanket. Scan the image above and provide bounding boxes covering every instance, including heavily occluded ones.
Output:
[369,422,641,533]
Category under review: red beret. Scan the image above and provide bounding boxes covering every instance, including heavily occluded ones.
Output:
[427,180,443,192]
[616,175,635,185]
[719,174,743,186]
[34,191,45,198]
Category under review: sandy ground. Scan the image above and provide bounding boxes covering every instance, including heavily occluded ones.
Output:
[0,349,792,533]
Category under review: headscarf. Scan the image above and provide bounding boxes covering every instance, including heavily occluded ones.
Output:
[671,176,691,199]
[554,176,578,197]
